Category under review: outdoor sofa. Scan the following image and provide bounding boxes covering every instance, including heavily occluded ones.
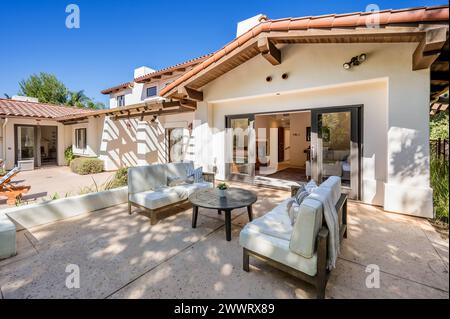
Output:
[128,162,214,225]
[239,176,347,298]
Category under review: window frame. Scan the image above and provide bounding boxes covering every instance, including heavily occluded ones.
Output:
[75,128,87,151]
[117,94,125,107]
[146,86,158,98]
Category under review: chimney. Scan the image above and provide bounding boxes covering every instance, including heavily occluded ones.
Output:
[134,66,155,79]
[236,14,267,37]
[12,95,39,103]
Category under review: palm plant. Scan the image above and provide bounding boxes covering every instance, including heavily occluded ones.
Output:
[67,90,89,108]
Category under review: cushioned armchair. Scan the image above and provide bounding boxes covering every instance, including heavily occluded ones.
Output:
[239,176,347,298]
[128,162,214,225]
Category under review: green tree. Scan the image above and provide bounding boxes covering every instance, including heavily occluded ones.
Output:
[67,90,89,108]
[85,100,105,110]
[17,73,104,110]
[19,72,68,104]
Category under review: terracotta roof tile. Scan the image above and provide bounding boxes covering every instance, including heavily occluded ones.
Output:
[0,98,92,119]
[100,82,134,95]
[101,54,213,95]
[160,5,449,97]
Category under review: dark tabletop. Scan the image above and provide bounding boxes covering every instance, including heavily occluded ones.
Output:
[189,188,258,210]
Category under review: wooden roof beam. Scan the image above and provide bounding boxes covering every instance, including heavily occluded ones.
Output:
[257,37,281,65]
[177,86,203,101]
[413,26,448,70]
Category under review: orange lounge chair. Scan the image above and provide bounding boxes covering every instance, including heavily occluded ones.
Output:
[0,167,31,205]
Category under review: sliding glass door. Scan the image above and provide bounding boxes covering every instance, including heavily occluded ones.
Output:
[225,114,255,183]
[311,107,362,199]
[15,125,37,164]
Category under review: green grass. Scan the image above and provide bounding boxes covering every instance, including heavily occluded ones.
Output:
[430,157,449,224]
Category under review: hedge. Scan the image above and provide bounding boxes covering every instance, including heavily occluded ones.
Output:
[70,157,104,175]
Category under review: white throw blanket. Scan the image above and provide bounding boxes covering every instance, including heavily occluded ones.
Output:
[308,189,340,270]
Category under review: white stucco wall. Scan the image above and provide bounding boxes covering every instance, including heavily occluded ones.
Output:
[191,42,431,218]
[94,112,194,171]
[108,73,186,109]
[1,118,66,170]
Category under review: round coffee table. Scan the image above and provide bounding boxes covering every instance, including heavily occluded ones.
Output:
[189,188,258,241]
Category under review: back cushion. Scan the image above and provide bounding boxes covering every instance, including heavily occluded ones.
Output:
[166,162,191,179]
[319,176,341,205]
[289,197,323,258]
[128,164,168,194]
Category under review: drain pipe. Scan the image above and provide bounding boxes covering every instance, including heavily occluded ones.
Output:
[2,117,8,168]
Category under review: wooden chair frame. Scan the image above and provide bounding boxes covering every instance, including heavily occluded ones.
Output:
[128,172,215,225]
[243,185,347,299]
[0,168,31,205]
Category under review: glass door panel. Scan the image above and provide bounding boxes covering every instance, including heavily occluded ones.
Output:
[226,115,255,182]
[167,127,188,162]
[311,107,361,199]
[16,126,36,162]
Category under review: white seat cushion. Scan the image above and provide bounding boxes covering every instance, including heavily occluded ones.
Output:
[0,216,16,259]
[245,198,293,241]
[129,187,182,210]
[171,182,213,198]
[240,226,317,276]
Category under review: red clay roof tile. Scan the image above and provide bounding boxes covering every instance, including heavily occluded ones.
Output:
[160,5,449,97]
[0,98,92,119]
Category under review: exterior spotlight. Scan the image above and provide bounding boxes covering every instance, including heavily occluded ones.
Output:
[343,53,367,70]
[358,53,367,63]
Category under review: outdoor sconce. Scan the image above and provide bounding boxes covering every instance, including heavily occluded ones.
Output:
[343,53,367,70]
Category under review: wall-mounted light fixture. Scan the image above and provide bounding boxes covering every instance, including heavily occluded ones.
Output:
[343,53,367,70]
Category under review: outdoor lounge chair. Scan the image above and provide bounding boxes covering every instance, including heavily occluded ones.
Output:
[0,167,31,205]
[239,176,347,299]
[128,162,215,225]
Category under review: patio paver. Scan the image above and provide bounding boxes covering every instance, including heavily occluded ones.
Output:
[0,184,448,299]
[0,166,115,208]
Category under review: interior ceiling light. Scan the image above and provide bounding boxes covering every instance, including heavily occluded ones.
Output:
[343,53,367,70]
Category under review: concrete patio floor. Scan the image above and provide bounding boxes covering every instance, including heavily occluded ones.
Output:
[0,183,448,299]
[0,166,115,207]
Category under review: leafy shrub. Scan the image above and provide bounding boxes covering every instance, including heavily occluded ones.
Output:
[430,111,449,140]
[430,157,449,224]
[78,169,128,195]
[70,157,103,175]
[64,146,75,164]
[109,167,128,188]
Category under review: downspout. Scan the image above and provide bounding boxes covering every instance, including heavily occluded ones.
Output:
[2,117,8,168]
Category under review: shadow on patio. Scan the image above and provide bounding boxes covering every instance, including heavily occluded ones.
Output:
[0,183,448,299]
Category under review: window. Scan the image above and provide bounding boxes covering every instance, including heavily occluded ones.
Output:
[117,95,125,107]
[146,86,157,97]
[75,128,87,150]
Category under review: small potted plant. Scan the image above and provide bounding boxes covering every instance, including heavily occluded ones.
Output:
[217,182,229,197]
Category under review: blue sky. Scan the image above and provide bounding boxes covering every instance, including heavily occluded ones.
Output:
[0,0,445,106]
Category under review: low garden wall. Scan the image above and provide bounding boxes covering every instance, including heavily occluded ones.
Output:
[3,186,128,231]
